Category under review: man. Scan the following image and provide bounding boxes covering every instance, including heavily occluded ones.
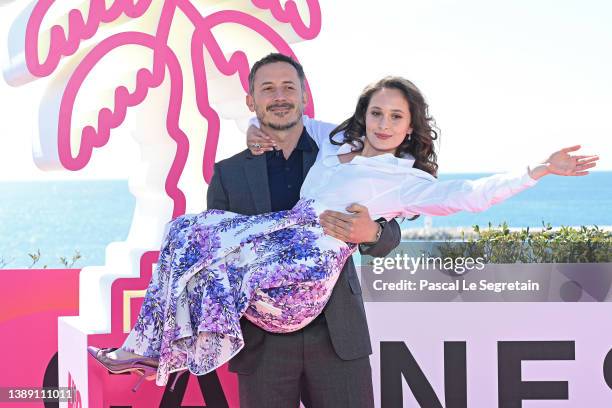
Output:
[207,53,401,407]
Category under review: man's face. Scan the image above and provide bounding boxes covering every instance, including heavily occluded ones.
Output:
[247,62,308,131]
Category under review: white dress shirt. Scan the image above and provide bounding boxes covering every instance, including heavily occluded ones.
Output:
[253,116,539,220]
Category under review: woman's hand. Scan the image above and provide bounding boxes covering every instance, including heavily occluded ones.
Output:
[528,145,599,179]
[247,125,277,155]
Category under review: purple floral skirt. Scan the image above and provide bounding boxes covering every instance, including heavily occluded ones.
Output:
[121,198,356,386]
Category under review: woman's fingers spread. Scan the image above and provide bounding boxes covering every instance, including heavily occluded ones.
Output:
[577,162,597,170]
[561,145,581,153]
[576,156,599,164]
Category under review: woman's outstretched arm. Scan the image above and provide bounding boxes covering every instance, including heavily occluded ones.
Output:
[399,145,599,217]
[400,169,538,217]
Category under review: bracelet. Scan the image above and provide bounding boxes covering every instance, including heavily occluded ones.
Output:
[363,220,384,245]
[372,222,383,243]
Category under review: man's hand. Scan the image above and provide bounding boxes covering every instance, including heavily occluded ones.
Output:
[247,125,277,155]
[319,204,380,244]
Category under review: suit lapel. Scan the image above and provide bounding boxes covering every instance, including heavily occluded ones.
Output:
[302,134,319,178]
[244,153,272,213]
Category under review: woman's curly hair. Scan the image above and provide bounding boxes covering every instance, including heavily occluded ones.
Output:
[330,76,439,177]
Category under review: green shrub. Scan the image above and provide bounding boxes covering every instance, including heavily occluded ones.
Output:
[439,223,611,263]
[0,249,83,269]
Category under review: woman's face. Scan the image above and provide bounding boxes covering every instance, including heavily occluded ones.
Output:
[362,87,413,156]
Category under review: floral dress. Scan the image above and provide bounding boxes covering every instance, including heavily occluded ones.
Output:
[121,118,539,386]
[121,198,355,386]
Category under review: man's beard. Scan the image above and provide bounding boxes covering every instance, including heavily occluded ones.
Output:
[259,103,302,131]
[263,117,300,131]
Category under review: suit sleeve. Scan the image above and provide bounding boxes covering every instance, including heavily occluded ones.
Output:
[206,163,230,211]
[358,218,401,257]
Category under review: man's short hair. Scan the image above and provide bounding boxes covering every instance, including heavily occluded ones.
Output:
[248,53,306,94]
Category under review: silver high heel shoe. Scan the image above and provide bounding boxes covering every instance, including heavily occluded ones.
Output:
[87,346,159,392]
[169,369,189,392]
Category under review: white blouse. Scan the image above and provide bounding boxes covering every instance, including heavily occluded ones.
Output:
[254,116,539,220]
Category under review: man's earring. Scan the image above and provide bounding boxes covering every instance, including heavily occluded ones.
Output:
[407,133,412,141]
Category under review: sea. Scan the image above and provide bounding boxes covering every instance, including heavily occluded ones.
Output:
[1,171,610,268]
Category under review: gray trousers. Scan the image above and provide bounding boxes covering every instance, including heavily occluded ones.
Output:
[237,318,375,408]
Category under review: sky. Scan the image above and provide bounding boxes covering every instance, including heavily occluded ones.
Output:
[0,0,610,181]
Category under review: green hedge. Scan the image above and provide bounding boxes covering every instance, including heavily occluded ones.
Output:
[439,223,611,263]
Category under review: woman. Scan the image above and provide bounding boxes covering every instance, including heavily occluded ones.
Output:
[88,76,598,389]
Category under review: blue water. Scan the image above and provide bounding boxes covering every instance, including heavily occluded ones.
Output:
[1,172,610,268]
[0,180,135,269]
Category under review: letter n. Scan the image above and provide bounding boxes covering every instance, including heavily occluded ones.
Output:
[380,341,467,408]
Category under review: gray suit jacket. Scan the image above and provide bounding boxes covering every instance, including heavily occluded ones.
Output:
[206,137,401,374]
